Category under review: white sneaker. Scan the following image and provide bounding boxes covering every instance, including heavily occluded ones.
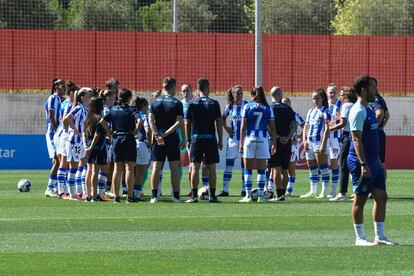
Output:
[329,194,347,202]
[285,192,292,197]
[172,198,183,203]
[239,196,252,203]
[327,192,336,199]
[355,238,375,246]
[300,191,316,198]
[185,198,198,203]
[257,196,267,203]
[44,189,59,198]
[316,192,327,199]
[149,197,158,204]
[374,237,399,246]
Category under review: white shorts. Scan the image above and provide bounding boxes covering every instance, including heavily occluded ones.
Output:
[243,136,270,159]
[305,141,328,161]
[46,133,56,159]
[56,131,68,156]
[136,141,150,165]
[106,141,113,163]
[290,143,299,162]
[329,138,341,160]
[226,137,240,159]
[66,141,84,163]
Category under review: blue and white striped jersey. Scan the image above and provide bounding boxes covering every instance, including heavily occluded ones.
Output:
[242,102,274,138]
[223,100,247,141]
[67,103,88,144]
[135,111,149,143]
[305,106,331,142]
[292,111,306,141]
[45,93,62,136]
[329,104,341,139]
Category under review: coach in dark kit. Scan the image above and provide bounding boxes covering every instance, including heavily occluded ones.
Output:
[185,78,223,203]
[268,86,297,201]
[101,88,138,203]
[148,77,185,203]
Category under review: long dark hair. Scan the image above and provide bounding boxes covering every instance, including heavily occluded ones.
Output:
[226,85,242,105]
[72,87,91,109]
[251,86,268,106]
[65,80,79,96]
[314,87,329,109]
[132,96,149,111]
[84,97,104,138]
[51,79,64,95]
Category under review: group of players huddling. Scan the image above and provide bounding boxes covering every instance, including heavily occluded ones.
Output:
[44,75,396,246]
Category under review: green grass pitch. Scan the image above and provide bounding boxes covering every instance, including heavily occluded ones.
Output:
[0,169,413,275]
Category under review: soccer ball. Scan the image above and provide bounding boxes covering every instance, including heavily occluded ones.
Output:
[17,179,31,192]
[251,188,259,201]
[197,186,209,200]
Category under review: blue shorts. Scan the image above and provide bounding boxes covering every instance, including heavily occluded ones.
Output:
[347,158,386,195]
[190,139,219,165]
[151,134,180,162]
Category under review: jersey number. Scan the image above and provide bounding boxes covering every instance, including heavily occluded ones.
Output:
[253,112,263,129]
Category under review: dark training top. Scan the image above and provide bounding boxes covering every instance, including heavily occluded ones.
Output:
[270,102,295,137]
[185,96,221,140]
[86,120,107,151]
[103,104,136,133]
[149,94,183,133]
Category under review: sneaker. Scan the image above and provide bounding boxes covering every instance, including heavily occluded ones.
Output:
[355,238,375,246]
[285,192,292,197]
[265,191,274,199]
[269,195,286,202]
[217,191,229,197]
[327,192,336,199]
[185,197,198,203]
[239,196,252,203]
[134,197,145,202]
[45,189,59,198]
[329,194,347,202]
[173,198,183,203]
[126,197,136,203]
[149,197,158,204]
[300,191,316,198]
[113,197,121,203]
[257,196,267,203]
[59,193,70,200]
[209,196,220,203]
[241,191,246,197]
[69,194,79,201]
[96,194,110,202]
[374,237,399,246]
[85,197,92,202]
[316,193,327,199]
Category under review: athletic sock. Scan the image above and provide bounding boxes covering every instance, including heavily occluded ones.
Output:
[267,177,275,192]
[287,176,296,193]
[68,168,77,195]
[173,191,180,200]
[241,159,246,192]
[48,174,57,190]
[152,189,158,198]
[202,176,209,187]
[122,179,127,193]
[97,172,107,196]
[257,169,266,197]
[134,184,143,199]
[309,166,319,194]
[81,166,87,194]
[320,165,330,195]
[192,188,198,199]
[75,166,84,194]
[243,169,253,197]
[331,168,339,195]
[374,221,385,240]
[354,224,366,240]
[276,189,283,198]
[223,159,235,193]
[158,172,163,196]
[57,168,67,195]
[209,188,216,198]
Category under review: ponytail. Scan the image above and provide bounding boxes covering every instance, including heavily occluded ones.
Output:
[226,88,234,105]
[72,87,91,109]
[251,86,268,106]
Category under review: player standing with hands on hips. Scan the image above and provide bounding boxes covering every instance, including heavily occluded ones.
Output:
[185,78,223,203]
[348,75,397,246]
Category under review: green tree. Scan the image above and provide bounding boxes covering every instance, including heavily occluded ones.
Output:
[262,0,336,34]
[208,0,253,33]
[0,0,57,29]
[332,0,414,35]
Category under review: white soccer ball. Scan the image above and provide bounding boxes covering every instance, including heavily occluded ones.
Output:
[197,186,209,200]
[251,188,259,201]
[17,179,31,192]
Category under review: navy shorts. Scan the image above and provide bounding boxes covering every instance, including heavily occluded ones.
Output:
[87,148,107,165]
[269,142,291,169]
[112,133,137,162]
[190,139,219,165]
[347,158,386,195]
[378,130,386,163]
[151,134,180,162]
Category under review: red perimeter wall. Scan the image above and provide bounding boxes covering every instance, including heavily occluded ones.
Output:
[1,29,414,93]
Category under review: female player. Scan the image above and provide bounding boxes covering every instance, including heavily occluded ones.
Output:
[328,96,341,198]
[300,88,331,199]
[84,97,107,201]
[56,80,79,198]
[180,84,193,195]
[63,87,92,200]
[132,96,152,201]
[281,97,305,197]
[219,85,247,197]
[239,86,277,203]
[44,79,66,198]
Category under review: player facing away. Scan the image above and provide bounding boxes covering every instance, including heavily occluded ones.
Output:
[329,87,357,202]
[301,88,331,199]
[281,97,305,197]
[268,87,297,202]
[63,87,92,200]
[44,79,66,198]
[185,78,223,203]
[219,85,247,197]
[239,86,277,203]
[148,77,186,203]
[348,75,397,246]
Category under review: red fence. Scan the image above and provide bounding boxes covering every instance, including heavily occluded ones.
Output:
[0,29,413,93]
